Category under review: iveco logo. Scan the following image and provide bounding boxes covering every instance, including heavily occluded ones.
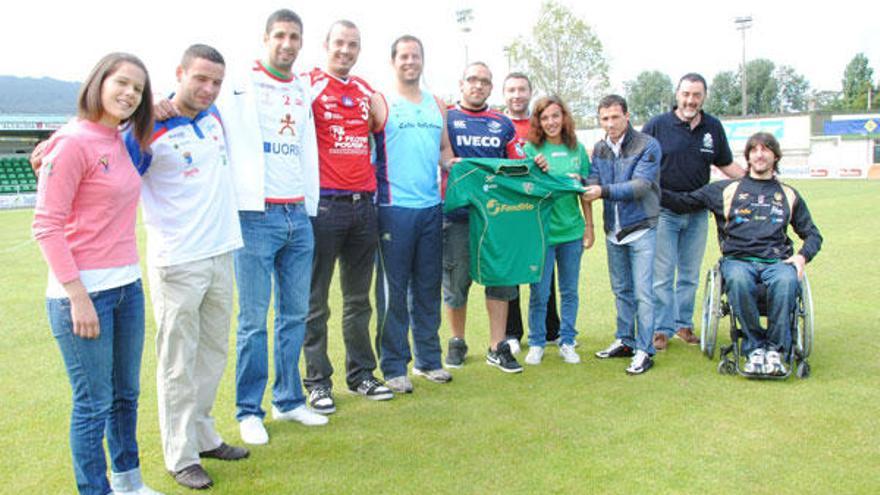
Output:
[456,135,501,147]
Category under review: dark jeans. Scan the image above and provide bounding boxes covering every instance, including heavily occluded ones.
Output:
[720,259,799,355]
[375,205,443,378]
[304,195,379,391]
[506,272,560,342]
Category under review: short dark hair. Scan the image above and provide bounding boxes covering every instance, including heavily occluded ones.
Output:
[677,72,707,92]
[181,44,225,68]
[77,52,153,150]
[503,72,532,91]
[266,9,303,35]
[462,61,491,80]
[744,132,782,173]
[529,95,578,150]
[598,94,628,114]
[325,20,358,42]
[391,35,423,60]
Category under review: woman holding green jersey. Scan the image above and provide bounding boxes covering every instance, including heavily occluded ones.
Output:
[524,96,594,365]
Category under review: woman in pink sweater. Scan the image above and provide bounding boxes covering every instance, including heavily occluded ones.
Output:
[32,53,161,495]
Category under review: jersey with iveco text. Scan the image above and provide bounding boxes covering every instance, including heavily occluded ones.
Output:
[251,60,309,202]
[309,68,375,192]
[445,105,522,219]
[124,105,242,268]
[373,91,443,208]
[444,158,585,286]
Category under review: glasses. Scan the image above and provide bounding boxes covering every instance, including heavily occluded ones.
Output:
[465,76,492,87]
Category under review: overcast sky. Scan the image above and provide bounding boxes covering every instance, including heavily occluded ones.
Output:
[4,0,878,106]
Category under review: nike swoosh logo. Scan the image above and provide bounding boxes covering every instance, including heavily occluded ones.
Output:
[233,90,246,95]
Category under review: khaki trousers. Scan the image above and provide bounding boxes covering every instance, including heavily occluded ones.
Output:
[149,252,234,472]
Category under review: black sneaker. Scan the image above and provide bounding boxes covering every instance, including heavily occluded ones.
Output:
[308,387,336,414]
[349,376,394,401]
[486,341,523,373]
[445,337,468,368]
[595,339,635,359]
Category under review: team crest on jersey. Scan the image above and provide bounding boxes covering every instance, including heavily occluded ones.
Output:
[330,125,346,141]
[701,133,714,153]
[341,96,355,107]
[453,120,467,129]
[487,120,503,134]
[279,114,297,136]
[182,151,193,165]
[522,182,534,194]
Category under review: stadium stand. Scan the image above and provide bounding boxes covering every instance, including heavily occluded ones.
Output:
[0,156,37,194]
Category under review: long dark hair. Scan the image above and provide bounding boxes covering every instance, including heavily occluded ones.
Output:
[528,96,577,150]
[77,52,154,149]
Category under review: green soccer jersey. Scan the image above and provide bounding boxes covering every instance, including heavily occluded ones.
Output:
[523,141,591,245]
[443,157,585,286]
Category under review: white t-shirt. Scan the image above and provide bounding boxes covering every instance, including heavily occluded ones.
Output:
[251,63,310,202]
[132,106,243,267]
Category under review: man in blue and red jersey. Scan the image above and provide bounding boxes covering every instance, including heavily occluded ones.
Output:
[303,20,393,416]
[443,61,525,374]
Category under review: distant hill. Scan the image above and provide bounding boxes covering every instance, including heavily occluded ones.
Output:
[0,76,80,114]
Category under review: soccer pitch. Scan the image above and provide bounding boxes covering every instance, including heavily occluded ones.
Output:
[1,180,877,494]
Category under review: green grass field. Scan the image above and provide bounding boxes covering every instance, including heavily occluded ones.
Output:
[1,180,878,494]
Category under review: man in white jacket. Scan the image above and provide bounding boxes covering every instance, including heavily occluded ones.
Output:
[217,8,325,445]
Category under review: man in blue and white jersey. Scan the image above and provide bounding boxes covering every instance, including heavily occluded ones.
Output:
[125,44,249,491]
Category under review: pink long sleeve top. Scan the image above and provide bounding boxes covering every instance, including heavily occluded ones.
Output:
[32,119,141,285]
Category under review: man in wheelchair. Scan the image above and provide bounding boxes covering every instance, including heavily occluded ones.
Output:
[660,132,822,376]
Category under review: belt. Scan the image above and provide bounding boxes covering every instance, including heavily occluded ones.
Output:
[322,192,372,202]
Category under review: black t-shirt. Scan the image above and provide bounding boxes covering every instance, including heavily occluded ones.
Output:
[642,109,733,193]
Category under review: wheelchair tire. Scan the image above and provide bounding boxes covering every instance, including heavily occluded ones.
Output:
[701,265,722,359]
[797,274,814,358]
[796,360,811,379]
[718,359,735,375]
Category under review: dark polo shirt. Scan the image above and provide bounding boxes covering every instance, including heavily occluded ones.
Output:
[642,108,733,193]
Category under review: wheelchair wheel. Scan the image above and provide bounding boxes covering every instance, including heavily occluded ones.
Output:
[700,265,722,359]
[717,358,735,375]
[796,273,814,358]
[796,360,811,379]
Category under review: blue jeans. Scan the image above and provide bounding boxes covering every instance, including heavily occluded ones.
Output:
[375,205,443,378]
[235,203,313,420]
[528,239,583,347]
[653,208,708,336]
[720,259,799,356]
[606,229,657,354]
[47,280,146,495]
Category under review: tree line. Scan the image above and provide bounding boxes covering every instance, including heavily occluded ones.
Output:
[508,1,878,125]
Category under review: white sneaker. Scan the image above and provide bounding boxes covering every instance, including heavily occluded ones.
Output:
[625,350,653,375]
[272,405,329,426]
[744,349,766,375]
[385,375,414,393]
[764,350,787,376]
[524,346,544,365]
[239,415,268,445]
[413,367,453,383]
[558,343,581,364]
[113,486,165,495]
[506,338,521,355]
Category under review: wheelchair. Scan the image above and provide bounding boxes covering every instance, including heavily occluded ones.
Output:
[699,261,814,379]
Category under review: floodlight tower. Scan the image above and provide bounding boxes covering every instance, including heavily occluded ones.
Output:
[735,16,753,116]
[456,8,474,66]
